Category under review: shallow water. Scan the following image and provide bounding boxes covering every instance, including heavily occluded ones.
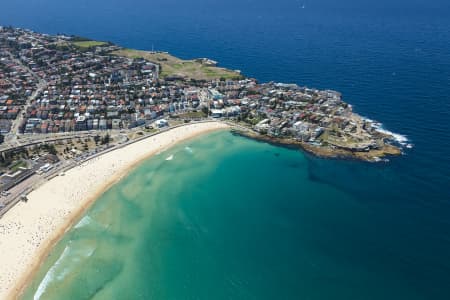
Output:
[22,131,450,299]
[4,0,449,298]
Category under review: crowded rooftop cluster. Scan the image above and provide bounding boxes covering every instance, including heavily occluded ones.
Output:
[0,26,401,160]
[1,26,164,133]
[0,39,38,134]
[204,78,394,154]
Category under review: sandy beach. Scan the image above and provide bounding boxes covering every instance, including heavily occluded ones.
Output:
[0,122,228,300]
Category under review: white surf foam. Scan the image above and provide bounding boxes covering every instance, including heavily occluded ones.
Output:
[74,215,92,229]
[34,242,97,299]
[369,121,410,146]
[361,116,375,123]
[165,154,174,161]
[56,246,96,281]
[375,127,409,145]
[34,245,71,300]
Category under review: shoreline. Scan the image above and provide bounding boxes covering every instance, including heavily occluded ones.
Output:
[230,128,402,162]
[0,122,228,300]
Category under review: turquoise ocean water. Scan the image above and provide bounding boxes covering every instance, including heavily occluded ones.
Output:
[3,0,450,298]
[22,131,447,299]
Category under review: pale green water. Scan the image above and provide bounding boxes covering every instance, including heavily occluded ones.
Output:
[22,131,445,299]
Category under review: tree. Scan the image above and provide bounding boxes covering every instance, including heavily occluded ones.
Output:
[201,106,209,116]
[42,144,57,155]
[101,134,110,145]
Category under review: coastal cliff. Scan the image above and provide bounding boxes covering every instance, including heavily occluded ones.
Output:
[230,127,402,162]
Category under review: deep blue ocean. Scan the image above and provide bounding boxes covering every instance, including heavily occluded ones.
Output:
[3,0,450,299]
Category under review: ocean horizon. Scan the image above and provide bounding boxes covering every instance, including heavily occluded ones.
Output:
[3,0,450,299]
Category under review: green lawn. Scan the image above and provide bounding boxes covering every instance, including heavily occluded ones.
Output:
[113,49,243,80]
[72,41,107,49]
[9,160,27,172]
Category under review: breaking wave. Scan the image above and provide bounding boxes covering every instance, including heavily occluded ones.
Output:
[34,243,96,300]
[374,126,409,145]
[363,117,411,147]
[34,245,71,300]
[74,216,92,229]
